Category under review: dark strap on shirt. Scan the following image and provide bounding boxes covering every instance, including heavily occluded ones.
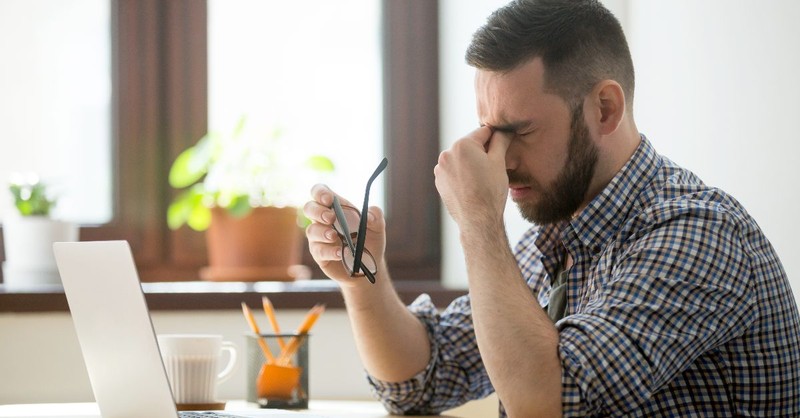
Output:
[546,267,569,323]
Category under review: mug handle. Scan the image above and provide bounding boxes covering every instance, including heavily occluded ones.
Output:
[217,341,238,383]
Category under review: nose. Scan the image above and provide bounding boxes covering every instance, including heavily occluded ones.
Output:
[504,138,520,172]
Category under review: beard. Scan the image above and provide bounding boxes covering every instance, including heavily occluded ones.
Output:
[510,105,599,225]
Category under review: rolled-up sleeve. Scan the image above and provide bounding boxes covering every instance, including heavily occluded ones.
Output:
[367,293,494,415]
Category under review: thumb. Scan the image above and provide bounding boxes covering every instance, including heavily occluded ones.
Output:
[366,205,386,234]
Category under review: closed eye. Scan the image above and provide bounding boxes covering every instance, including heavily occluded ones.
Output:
[514,128,537,140]
[487,121,536,138]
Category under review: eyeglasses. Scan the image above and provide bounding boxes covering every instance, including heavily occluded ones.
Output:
[331,157,388,284]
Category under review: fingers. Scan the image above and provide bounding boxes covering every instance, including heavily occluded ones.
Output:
[466,125,494,148]
[310,183,359,207]
[486,129,511,162]
[305,222,341,262]
[305,184,385,259]
[305,184,351,225]
[309,184,334,206]
[468,125,510,160]
[439,126,497,163]
[437,125,511,169]
[303,199,336,225]
[304,185,341,264]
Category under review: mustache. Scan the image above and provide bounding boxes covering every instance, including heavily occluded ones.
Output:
[507,170,533,185]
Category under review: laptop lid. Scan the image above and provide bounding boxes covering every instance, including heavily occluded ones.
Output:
[55,240,181,418]
[54,241,318,418]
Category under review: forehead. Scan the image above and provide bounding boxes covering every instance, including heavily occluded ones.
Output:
[475,58,569,125]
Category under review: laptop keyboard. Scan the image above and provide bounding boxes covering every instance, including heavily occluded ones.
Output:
[179,412,243,418]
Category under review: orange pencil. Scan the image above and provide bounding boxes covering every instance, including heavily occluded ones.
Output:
[241,302,275,364]
[262,296,286,350]
[277,304,325,365]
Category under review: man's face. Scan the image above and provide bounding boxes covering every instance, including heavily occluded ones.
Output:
[475,58,598,225]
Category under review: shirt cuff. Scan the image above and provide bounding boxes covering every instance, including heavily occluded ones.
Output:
[365,293,441,414]
[559,342,593,417]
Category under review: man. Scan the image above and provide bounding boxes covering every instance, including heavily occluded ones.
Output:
[304,0,800,416]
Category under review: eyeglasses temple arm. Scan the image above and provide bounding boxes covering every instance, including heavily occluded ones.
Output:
[353,157,388,278]
[332,196,356,254]
[363,268,376,284]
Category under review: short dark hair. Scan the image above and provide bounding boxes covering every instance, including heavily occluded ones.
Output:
[466,0,635,108]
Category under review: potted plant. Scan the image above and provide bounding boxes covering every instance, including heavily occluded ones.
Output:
[167,117,334,282]
[2,174,79,288]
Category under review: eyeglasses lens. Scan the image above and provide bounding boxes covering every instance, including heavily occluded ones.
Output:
[332,206,377,275]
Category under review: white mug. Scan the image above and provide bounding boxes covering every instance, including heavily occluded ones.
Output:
[157,334,238,404]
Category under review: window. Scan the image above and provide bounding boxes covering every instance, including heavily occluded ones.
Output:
[208,0,384,205]
[0,0,440,283]
[0,0,112,224]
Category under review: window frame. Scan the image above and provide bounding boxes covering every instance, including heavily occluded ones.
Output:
[0,0,440,283]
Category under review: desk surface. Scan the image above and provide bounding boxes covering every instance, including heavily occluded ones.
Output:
[0,400,457,418]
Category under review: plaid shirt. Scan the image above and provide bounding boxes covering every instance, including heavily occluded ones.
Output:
[368,137,800,417]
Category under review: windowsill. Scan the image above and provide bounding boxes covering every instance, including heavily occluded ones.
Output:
[0,279,467,313]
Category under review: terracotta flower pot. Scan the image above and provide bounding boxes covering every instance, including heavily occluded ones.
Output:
[199,206,309,281]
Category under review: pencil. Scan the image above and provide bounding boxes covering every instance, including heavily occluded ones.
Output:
[241,302,275,364]
[277,304,325,365]
[262,296,286,351]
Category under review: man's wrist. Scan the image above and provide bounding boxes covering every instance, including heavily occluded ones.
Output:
[341,270,397,313]
[458,216,507,249]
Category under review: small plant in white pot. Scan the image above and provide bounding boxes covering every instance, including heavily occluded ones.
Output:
[2,174,79,288]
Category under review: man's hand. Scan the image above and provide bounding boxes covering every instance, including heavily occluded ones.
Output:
[434,126,512,228]
[303,184,387,287]
[304,185,431,384]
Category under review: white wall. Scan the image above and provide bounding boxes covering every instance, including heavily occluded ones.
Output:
[439,1,800,298]
[0,310,372,404]
[627,1,800,290]
[0,309,496,415]
[439,0,516,288]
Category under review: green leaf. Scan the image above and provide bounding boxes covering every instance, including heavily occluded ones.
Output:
[306,155,335,172]
[9,181,54,216]
[169,147,206,188]
[167,206,185,230]
[296,206,312,228]
[227,195,252,218]
[16,201,32,216]
[187,204,212,231]
[190,132,220,169]
[167,190,195,229]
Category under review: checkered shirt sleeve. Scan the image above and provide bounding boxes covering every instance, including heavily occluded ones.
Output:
[367,293,495,415]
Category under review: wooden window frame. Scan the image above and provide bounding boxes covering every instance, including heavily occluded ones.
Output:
[0,0,440,283]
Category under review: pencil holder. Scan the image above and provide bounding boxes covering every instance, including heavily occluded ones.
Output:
[246,333,309,409]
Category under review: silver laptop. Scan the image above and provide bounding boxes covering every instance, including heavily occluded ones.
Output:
[54,240,321,418]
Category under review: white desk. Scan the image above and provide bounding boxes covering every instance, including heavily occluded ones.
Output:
[0,400,454,418]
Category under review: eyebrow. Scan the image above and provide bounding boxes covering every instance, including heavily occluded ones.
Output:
[482,120,535,134]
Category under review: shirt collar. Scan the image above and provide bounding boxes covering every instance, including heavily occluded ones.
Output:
[567,134,661,252]
[534,135,661,257]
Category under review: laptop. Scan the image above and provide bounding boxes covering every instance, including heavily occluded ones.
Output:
[54,240,322,418]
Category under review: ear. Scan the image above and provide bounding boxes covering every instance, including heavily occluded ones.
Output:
[584,80,626,137]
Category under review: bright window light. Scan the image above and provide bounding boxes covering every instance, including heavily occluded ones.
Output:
[0,0,112,224]
[208,0,384,208]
